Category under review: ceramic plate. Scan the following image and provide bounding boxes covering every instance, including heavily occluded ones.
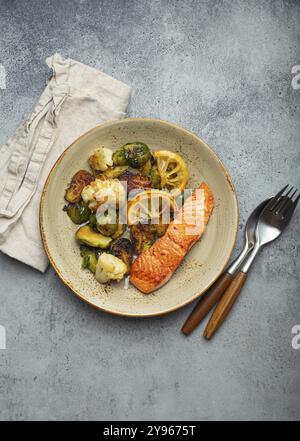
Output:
[40,118,238,317]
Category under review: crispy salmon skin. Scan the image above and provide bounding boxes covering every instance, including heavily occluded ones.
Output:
[130,182,214,293]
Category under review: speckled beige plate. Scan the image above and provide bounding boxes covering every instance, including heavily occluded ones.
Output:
[40,118,238,317]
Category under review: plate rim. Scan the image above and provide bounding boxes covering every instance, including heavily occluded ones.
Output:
[39,117,239,318]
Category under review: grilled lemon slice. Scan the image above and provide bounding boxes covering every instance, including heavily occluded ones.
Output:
[154,150,189,192]
[127,190,176,226]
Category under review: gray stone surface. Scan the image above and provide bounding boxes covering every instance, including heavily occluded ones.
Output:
[0,0,299,421]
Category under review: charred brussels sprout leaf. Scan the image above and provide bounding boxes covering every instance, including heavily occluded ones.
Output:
[110,238,134,274]
[139,159,152,175]
[104,165,129,179]
[80,246,98,273]
[89,213,97,230]
[150,165,161,189]
[66,202,91,224]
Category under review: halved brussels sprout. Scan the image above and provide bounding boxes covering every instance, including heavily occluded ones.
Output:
[97,223,119,237]
[112,142,151,168]
[66,202,91,224]
[123,142,151,168]
[95,210,126,239]
[112,148,127,166]
[65,170,94,203]
[111,222,126,239]
[110,238,134,274]
[130,223,156,255]
[76,225,112,248]
[80,246,98,273]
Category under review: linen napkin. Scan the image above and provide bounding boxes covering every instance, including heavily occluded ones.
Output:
[0,53,131,272]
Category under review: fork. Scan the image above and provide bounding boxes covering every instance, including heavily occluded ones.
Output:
[203,185,299,339]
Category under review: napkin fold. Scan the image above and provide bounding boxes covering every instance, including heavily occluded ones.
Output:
[0,54,131,272]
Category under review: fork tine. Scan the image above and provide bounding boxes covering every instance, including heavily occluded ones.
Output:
[274,187,294,214]
[279,189,299,217]
[291,188,298,201]
[268,184,289,211]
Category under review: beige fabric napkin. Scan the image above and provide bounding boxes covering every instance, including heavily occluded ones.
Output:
[0,53,131,272]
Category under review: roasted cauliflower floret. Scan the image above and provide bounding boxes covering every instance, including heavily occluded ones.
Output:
[88,146,113,172]
[95,252,127,283]
[81,178,126,210]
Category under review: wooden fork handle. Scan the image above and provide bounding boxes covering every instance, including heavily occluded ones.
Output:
[181,272,233,335]
[203,271,248,339]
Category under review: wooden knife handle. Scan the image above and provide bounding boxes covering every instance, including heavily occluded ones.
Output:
[181,272,233,336]
[203,271,247,339]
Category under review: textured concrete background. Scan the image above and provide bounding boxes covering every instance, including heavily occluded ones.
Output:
[0,0,299,421]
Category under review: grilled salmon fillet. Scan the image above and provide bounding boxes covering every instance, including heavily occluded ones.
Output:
[130,182,214,293]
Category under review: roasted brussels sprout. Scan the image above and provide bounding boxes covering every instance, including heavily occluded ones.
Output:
[112,148,127,166]
[130,223,156,255]
[104,165,129,179]
[150,165,161,189]
[119,170,152,193]
[76,225,112,248]
[97,224,118,237]
[66,201,91,224]
[65,170,94,203]
[97,223,119,237]
[112,142,151,168]
[110,238,134,273]
[123,142,151,168]
[89,210,125,239]
[111,222,126,239]
[80,246,98,273]
[130,220,170,254]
